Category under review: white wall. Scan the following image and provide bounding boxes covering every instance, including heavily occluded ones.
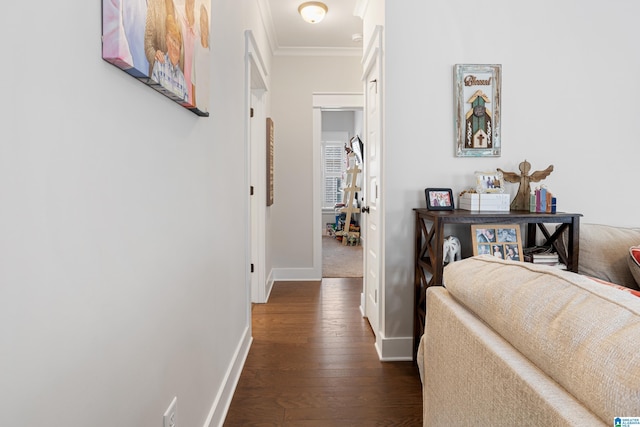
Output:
[0,0,269,425]
[323,111,357,135]
[381,0,640,347]
[269,55,363,277]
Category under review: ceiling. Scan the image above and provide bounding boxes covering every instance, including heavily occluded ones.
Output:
[262,0,363,54]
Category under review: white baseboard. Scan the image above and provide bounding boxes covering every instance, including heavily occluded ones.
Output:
[203,326,252,427]
[376,333,414,361]
[271,267,321,282]
[265,269,275,301]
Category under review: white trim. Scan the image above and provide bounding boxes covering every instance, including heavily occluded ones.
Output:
[245,30,269,89]
[362,26,382,79]
[256,0,362,58]
[271,267,321,282]
[353,0,370,19]
[312,92,364,109]
[255,0,278,57]
[265,269,275,301]
[202,326,252,427]
[376,333,414,361]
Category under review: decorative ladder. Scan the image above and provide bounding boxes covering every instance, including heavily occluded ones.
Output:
[337,154,361,245]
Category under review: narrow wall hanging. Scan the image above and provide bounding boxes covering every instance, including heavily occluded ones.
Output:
[266,117,274,206]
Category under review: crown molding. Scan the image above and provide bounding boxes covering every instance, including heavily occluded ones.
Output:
[256,0,278,56]
[257,0,363,58]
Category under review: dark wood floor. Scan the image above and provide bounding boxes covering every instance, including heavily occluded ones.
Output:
[223,278,423,426]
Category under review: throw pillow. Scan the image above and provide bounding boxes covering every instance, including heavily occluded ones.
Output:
[589,275,640,298]
[629,246,640,287]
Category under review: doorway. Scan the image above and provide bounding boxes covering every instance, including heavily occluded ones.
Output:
[312,94,364,277]
[320,114,364,279]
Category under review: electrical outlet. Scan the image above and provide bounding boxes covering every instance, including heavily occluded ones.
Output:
[163,397,177,427]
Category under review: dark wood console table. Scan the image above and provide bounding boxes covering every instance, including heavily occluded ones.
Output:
[413,209,582,358]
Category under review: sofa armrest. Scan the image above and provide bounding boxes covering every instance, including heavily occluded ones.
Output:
[422,287,605,426]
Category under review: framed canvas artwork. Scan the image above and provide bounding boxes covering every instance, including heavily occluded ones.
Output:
[102,0,211,116]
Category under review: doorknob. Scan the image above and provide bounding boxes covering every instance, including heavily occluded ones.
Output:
[361,206,370,214]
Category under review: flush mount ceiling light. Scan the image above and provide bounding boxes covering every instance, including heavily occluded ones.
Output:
[298,2,328,24]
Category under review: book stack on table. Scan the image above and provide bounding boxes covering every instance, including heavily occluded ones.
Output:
[529,253,560,265]
[523,247,563,267]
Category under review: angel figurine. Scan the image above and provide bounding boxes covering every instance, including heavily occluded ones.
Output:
[497,160,553,211]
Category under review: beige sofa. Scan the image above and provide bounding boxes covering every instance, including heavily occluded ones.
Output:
[418,224,640,426]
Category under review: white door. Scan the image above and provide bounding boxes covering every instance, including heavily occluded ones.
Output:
[250,91,264,302]
[362,31,382,336]
[245,31,268,303]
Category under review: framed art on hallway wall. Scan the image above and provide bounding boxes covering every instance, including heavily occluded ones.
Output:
[101,0,211,116]
[266,117,274,206]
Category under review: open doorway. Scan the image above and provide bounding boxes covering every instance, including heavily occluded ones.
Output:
[320,111,364,278]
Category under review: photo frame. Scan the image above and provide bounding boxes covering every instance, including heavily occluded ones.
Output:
[425,188,455,211]
[101,0,211,117]
[454,64,501,157]
[471,224,522,261]
[475,170,505,194]
[266,117,274,206]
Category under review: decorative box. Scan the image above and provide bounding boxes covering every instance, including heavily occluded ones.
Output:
[459,193,510,211]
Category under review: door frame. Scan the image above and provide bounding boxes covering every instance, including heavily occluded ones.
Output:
[312,93,364,279]
[245,30,269,303]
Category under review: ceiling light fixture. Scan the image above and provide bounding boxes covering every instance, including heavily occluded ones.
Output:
[298,2,328,24]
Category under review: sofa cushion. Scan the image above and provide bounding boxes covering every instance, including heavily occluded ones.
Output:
[630,246,640,287]
[443,256,640,424]
[578,223,640,290]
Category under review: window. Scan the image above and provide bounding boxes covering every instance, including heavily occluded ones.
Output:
[321,141,345,209]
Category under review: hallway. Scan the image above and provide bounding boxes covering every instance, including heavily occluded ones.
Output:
[224,278,422,426]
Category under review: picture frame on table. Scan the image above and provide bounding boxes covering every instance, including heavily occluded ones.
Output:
[471,224,522,261]
[425,188,455,211]
[475,170,505,194]
[454,64,501,157]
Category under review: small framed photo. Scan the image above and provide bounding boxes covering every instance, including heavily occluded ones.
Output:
[475,170,505,194]
[425,188,455,211]
[471,224,523,261]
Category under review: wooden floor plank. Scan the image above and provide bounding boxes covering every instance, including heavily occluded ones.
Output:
[224,278,423,426]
